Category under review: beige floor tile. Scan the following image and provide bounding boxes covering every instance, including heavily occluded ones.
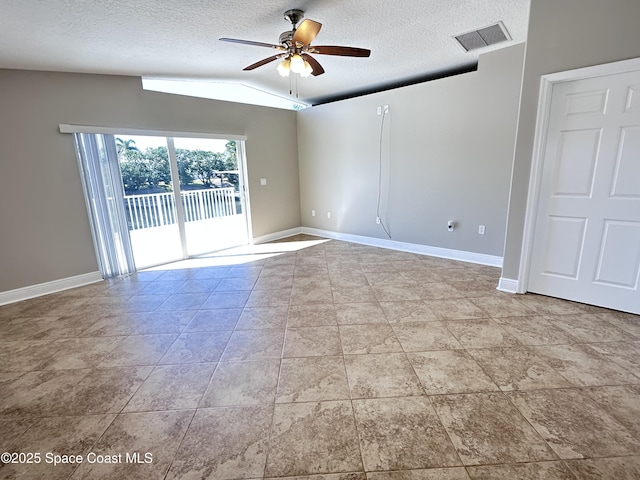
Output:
[432,392,556,465]
[548,314,636,343]
[176,277,222,293]
[335,302,388,325]
[123,363,216,412]
[126,311,195,335]
[0,340,64,372]
[200,360,280,406]
[0,368,91,417]
[365,271,415,286]
[353,396,460,471]
[0,416,34,451]
[254,274,294,290]
[583,385,640,440]
[3,237,640,479]
[62,366,153,415]
[183,308,242,332]
[123,293,171,312]
[380,301,439,323]
[470,295,535,317]
[509,388,640,459]
[168,406,272,479]
[532,344,640,387]
[444,319,520,348]
[515,294,588,315]
[276,356,350,403]
[284,326,342,357]
[595,311,640,337]
[331,286,377,304]
[344,353,424,398]
[425,299,487,321]
[0,315,81,342]
[78,314,139,337]
[290,285,334,305]
[72,410,194,480]
[159,331,231,364]
[373,285,423,302]
[236,306,289,330]
[292,274,331,288]
[416,283,465,300]
[492,315,578,345]
[221,329,285,362]
[366,469,470,480]
[329,272,369,287]
[564,456,640,479]
[392,322,464,351]
[98,334,177,367]
[215,276,258,291]
[1,414,115,480]
[339,324,403,354]
[266,400,362,477]
[466,461,576,479]
[268,474,366,480]
[408,350,499,395]
[467,347,572,391]
[295,265,330,278]
[201,290,250,309]
[40,336,125,370]
[157,292,210,311]
[246,287,292,306]
[287,304,337,327]
[588,341,640,376]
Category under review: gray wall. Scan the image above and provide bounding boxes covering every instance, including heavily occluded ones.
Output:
[502,0,640,280]
[0,70,300,292]
[297,44,526,257]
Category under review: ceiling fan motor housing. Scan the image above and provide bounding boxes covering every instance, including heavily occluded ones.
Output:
[279,31,294,47]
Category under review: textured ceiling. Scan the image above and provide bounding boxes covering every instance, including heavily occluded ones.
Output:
[0,0,530,105]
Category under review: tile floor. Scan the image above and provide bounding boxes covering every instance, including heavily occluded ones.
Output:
[1,235,640,479]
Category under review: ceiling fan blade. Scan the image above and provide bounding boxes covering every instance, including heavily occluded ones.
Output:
[243,55,281,71]
[292,19,322,46]
[303,54,325,76]
[220,37,283,50]
[311,46,371,57]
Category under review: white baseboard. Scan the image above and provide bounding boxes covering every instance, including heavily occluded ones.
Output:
[497,277,519,293]
[301,227,503,267]
[252,227,303,245]
[0,271,103,306]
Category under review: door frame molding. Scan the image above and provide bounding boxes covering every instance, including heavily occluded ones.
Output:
[517,56,640,293]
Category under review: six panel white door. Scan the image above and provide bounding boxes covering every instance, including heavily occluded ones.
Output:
[528,69,640,314]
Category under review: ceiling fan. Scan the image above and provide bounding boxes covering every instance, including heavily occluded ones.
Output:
[220,9,371,78]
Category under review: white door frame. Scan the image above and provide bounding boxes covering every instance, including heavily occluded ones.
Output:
[517,56,640,294]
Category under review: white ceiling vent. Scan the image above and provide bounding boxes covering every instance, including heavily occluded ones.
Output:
[454,22,511,52]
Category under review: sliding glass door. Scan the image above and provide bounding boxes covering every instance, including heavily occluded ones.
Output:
[117,135,183,268]
[173,138,249,256]
[74,130,251,274]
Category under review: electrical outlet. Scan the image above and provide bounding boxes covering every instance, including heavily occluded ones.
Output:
[260,178,267,186]
[376,106,382,115]
[478,225,486,235]
[376,217,381,224]
[384,104,390,113]
[311,210,315,217]
[447,220,455,232]
[327,212,331,219]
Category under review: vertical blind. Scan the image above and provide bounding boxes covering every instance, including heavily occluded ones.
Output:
[73,133,136,278]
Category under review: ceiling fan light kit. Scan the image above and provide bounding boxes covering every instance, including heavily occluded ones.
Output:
[220,8,371,81]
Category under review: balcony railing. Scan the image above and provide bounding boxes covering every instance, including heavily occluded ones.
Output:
[124,187,239,231]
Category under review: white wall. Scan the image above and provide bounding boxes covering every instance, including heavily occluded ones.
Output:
[297,44,526,258]
[502,0,640,281]
[0,70,300,292]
